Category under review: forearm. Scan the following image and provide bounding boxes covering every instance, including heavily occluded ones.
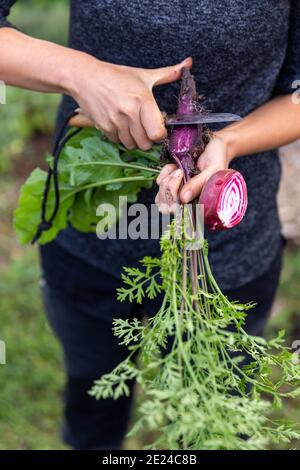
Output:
[0,27,88,95]
[0,26,188,149]
[218,94,300,161]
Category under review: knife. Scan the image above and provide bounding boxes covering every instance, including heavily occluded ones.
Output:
[68,110,241,128]
[165,112,241,126]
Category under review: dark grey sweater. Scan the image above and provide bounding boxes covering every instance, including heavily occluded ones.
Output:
[1,1,300,289]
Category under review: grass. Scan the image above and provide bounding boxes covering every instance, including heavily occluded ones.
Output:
[0,0,68,450]
[0,249,66,450]
[0,0,68,174]
[265,249,300,450]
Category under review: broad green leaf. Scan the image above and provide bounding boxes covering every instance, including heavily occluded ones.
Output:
[14,129,160,244]
[14,168,74,244]
[59,135,123,186]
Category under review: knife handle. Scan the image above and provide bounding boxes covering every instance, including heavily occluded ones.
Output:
[69,110,168,129]
[68,111,94,128]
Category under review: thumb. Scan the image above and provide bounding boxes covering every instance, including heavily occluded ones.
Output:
[149,57,193,87]
[180,170,211,204]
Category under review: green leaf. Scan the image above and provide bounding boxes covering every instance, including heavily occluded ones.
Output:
[70,188,122,233]
[59,134,124,186]
[14,129,160,244]
[14,168,74,245]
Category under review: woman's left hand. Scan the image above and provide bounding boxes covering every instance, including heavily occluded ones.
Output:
[156,91,300,214]
[155,133,233,213]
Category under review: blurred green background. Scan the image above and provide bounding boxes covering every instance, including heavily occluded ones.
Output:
[0,0,300,450]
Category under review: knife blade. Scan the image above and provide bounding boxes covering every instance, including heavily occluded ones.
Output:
[68,110,241,129]
[165,112,241,126]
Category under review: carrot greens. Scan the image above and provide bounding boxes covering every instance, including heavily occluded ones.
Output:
[90,69,300,449]
[14,68,300,450]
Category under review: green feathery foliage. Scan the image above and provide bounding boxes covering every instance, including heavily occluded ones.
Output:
[90,211,300,450]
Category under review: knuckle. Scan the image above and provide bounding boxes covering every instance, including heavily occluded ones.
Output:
[156,164,176,185]
[119,134,135,149]
[121,100,139,117]
[128,123,152,151]
[139,141,152,151]
[167,174,178,189]
[124,141,136,150]
[165,164,178,174]
[148,127,166,141]
[156,171,165,185]
[117,129,136,149]
[132,94,143,107]
[101,123,115,135]
[170,169,182,180]
[160,175,171,190]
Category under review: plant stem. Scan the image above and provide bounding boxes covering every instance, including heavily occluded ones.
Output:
[65,161,160,174]
[62,175,154,201]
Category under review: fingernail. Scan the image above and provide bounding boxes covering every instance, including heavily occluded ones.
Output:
[182,56,192,64]
[156,175,162,184]
[181,190,193,203]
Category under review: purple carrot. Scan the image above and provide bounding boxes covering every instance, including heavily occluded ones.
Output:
[167,67,206,181]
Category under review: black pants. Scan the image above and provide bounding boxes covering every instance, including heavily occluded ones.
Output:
[40,239,284,450]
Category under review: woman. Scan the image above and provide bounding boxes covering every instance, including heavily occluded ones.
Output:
[0,0,300,450]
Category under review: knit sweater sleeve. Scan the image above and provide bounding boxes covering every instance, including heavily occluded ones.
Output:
[274,0,300,94]
[0,0,17,29]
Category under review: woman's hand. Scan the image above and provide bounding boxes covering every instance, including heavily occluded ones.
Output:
[0,28,192,150]
[156,90,300,214]
[69,56,193,150]
[155,133,233,213]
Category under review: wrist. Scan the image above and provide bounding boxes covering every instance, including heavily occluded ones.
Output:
[215,127,240,163]
[61,50,100,98]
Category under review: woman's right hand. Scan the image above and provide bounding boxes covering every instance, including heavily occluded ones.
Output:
[68,56,192,150]
[0,27,191,150]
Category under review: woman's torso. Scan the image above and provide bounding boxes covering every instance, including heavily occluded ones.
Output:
[55,0,291,289]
